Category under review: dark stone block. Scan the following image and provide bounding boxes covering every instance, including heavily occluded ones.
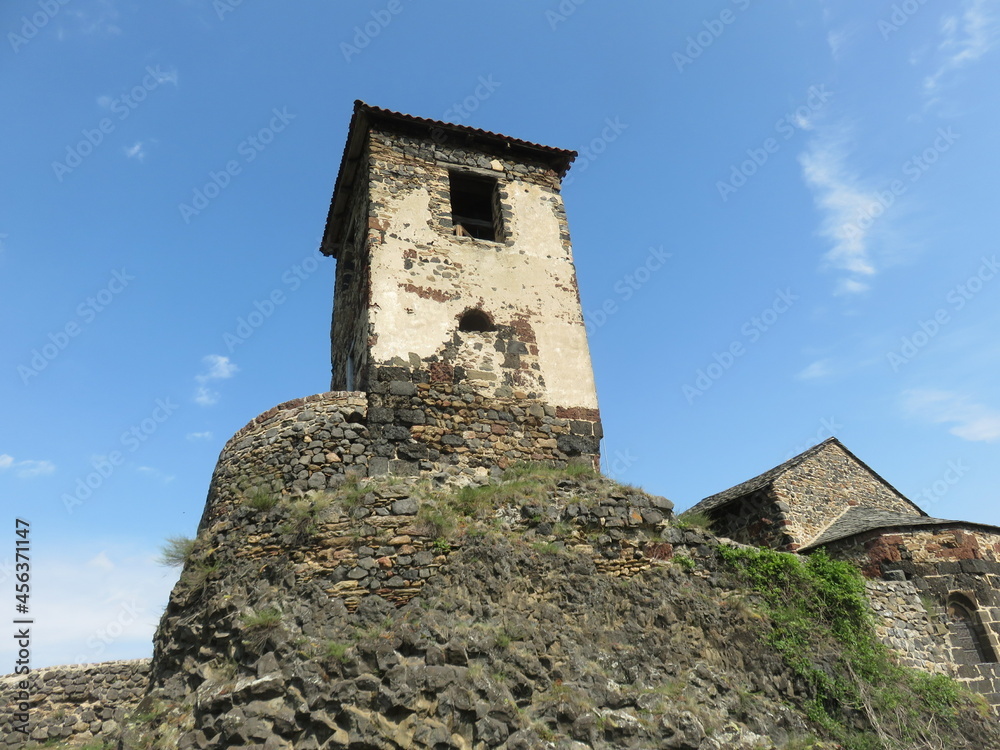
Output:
[441,434,465,447]
[377,366,411,382]
[373,440,396,458]
[396,409,426,425]
[389,380,417,396]
[368,457,390,476]
[368,406,394,423]
[380,424,411,441]
[557,434,600,457]
[398,442,429,460]
[502,353,520,369]
[389,459,420,476]
[570,420,593,436]
[961,559,992,575]
[592,420,604,439]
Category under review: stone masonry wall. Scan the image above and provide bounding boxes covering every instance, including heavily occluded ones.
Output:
[0,659,149,749]
[826,526,1000,708]
[705,488,794,551]
[865,579,951,674]
[774,442,921,549]
[199,474,674,615]
[329,149,372,392]
[200,387,600,532]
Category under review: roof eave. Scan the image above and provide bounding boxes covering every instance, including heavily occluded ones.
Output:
[319,101,578,259]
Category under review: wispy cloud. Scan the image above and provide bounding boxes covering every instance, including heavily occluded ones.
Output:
[924,0,999,99]
[136,466,175,483]
[64,0,122,38]
[124,142,146,162]
[903,388,1000,442]
[798,131,883,294]
[0,454,55,478]
[797,359,832,381]
[186,431,213,441]
[193,354,238,407]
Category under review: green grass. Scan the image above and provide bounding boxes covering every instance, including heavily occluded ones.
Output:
[323,640,351,663]
[244,487,279,511]
[157,536,196,567]
[673,511,714,531]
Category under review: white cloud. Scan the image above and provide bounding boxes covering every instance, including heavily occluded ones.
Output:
[124,141,146,162]
[197,354,239,382]
[0,541,177,668]
[194,354,238,407]
[16,460,56,478]
[65,0,122,38]
[0,454,55,478]
[194,385,219,406]
[798,133,884,293]
[186,431,213,440]
[136,466,175,483]
[797,359,832,380]
[903,388,1000,442]
[87,551,115,571]
[924,0,999,98]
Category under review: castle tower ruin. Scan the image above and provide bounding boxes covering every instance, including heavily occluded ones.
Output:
[321,102,600,428]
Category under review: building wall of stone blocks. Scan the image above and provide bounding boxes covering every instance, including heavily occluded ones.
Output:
[330,147,373,392]
[865,579,951,674]
[774,442,921,548]
[0,659,149,749]
[704,489,794,551]
[825,527,1000,709]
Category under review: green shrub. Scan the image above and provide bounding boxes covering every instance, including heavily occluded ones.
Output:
[719,545,970,748]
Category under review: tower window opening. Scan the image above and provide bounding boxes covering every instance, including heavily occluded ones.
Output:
[458,309,494,333]
[449,171,502,242]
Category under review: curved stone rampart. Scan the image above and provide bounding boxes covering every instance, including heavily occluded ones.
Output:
[200,371,602,531]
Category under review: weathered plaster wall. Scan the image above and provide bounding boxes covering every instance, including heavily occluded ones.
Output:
[0,659,149,748]
[775,442,921,548]
[347,129,598,411]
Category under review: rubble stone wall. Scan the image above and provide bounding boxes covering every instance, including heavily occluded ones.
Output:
[0,659,149,749]
[775,442,921,548]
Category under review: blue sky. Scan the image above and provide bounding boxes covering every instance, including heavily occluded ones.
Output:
[2,0,999,669]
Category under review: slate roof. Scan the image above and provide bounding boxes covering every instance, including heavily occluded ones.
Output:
[803,508,1000,550]
[320,101,577,258]
[688,438,835,515]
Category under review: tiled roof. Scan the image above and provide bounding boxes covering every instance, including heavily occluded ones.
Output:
[319,101,577,258]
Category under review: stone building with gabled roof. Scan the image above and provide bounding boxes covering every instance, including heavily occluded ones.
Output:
[687,437,927,552]
[689,437,1000,707]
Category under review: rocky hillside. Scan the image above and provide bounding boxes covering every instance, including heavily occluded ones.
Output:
[32,465,1000,750]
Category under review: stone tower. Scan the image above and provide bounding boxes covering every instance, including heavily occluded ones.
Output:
[320,102,600,424]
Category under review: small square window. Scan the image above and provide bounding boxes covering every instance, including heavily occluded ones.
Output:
[449,171,503,242]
